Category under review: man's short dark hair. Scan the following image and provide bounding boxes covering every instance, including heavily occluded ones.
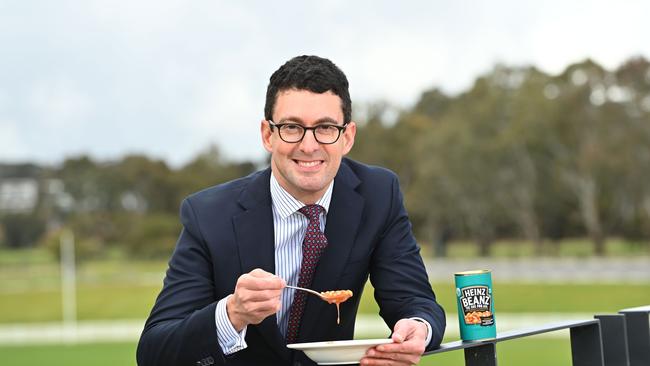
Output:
[265,55,352,124]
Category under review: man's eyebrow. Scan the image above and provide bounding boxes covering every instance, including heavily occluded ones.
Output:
[278,116,342,125]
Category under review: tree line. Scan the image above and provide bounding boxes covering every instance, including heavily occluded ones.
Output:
[0,147,256,259]
[350,57,650,256]
[1,57,649,258]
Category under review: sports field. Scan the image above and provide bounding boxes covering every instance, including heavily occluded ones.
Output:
[1,248,648,365]
[0,338,575,366]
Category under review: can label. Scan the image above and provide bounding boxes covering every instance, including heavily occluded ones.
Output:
[455,270,496,341]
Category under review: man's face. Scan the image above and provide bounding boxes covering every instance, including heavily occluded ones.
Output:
[261,89,356,204]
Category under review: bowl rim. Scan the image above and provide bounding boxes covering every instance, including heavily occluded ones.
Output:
[287,338,393,350]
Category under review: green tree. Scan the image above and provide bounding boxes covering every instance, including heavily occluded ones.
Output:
[175,144,256,201]
[0,213,46,248]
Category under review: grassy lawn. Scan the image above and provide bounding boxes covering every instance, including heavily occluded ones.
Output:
[418,337,573,366]
[417,237,650,258]
[1,247,649,323]
[0,338,573,366]
[0,284,160,323]
[1,247,646,365]
[0,254,166,323]
[357,281,650,315]
[1,280,649,323]
[0,342,138,366]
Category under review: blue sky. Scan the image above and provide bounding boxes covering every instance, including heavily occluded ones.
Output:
[1,0,648,167]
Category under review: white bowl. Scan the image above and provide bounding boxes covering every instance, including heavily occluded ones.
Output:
[287,338,394,365]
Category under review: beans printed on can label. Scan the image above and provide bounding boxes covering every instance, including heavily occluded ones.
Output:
[455,269,496,341]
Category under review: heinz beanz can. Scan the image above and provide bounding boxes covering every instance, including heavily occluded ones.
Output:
[455,270,496,341]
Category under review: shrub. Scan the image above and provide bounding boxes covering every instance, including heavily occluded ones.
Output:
[122,214,180,259]
[0,213,46,248]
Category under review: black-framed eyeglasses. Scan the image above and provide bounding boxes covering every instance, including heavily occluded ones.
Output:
[268,120,348,144]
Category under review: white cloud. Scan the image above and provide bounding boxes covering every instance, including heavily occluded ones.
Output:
[343,33,449,105]
[186,73,267,162]
[28,79,93,128]
[1,0,649,166]
[0,89,8,112]
[0,120,27,161]
[528,1,649,74]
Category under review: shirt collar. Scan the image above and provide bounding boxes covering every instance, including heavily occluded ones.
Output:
[270,172,333,220]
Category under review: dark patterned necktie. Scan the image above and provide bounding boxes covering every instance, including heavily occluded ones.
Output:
[286,204,329,343]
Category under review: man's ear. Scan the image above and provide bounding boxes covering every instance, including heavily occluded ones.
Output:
[342,121,356,155]
[261,119,273,152]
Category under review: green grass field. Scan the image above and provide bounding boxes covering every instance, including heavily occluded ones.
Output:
[429,237,649,258]
[0,338,573,366]
[2,277,647,366]
[359,282,650,316]
[2,247,649,322]
[0,342,138,366]
[2,281,649,323]
[419,337,574,366]
[1,245,648,365]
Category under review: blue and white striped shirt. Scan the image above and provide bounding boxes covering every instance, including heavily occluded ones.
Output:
[215,172,333,354]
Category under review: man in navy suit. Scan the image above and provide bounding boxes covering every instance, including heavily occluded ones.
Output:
[137,55,445,366]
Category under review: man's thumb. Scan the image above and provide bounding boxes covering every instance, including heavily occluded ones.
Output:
[391,320,410,343]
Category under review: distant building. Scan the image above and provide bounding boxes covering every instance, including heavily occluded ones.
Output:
[0,178,39,213]
[0,163,42,214]
[0,163,72,215]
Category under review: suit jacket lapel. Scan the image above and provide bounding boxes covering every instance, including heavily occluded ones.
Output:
[299,162,364,341]
[232,168,290,360]
[233,169,276,278]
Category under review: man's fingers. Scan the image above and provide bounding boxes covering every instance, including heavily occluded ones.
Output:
[391,319,419,341]
[229,269,287,328]
[375,338,425,357]
[391,332,405,343]
[240,269,286,290]
[384,319,426,348]
[362,319,427,365]
[240,299,282,321]
[361,349,420,366]
[229,292,283,328]
[374,342,406,354]
[249,268,272,277]
[372,341,421,356]
[362,350,421,366]
[236,288,282,302]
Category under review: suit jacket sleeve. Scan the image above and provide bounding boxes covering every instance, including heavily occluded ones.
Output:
[369,173,446,350]
[137,197,226,366]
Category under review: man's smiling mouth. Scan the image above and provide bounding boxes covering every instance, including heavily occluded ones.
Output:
[294,160,323,167]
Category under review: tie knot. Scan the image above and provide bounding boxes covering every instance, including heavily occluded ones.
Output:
[298,204,324,222]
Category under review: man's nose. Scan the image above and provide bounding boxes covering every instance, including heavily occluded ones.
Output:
[299,130,320,152]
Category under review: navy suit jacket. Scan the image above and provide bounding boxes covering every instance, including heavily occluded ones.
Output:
[137,158,445,366]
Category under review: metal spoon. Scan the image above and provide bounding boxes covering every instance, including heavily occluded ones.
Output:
[285,285,326,299]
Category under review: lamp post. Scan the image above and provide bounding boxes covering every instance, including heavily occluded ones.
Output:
[60,229,77,342]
